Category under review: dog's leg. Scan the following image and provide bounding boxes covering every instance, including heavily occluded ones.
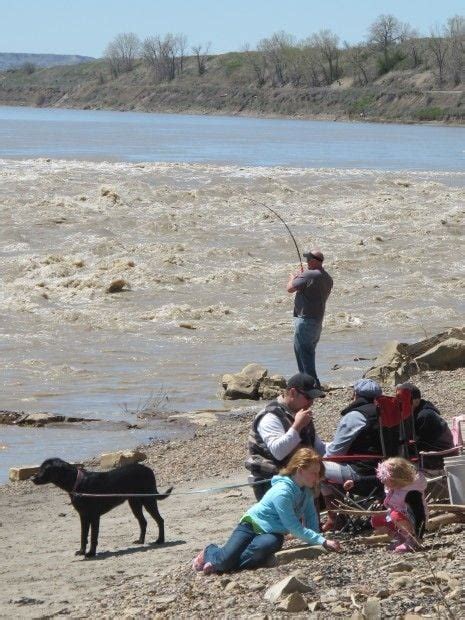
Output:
[129,499,147,544]
[76,513,90,556]
[85,516,100,558]
[142,499,165,544]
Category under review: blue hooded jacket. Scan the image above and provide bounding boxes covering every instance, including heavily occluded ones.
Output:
[244,475,325,546]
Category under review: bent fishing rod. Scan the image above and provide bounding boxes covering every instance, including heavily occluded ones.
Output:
[248,198,303,271]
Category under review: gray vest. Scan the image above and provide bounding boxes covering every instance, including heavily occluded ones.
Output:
[245,400,316,479]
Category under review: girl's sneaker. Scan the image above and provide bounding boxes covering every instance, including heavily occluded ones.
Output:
[192,550,206,572]
[203,562,215,575]
[393,543,412,553]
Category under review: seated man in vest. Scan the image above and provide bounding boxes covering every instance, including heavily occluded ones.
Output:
[245,372,326,500]
[322,378,383,531]
[396,382,454,469]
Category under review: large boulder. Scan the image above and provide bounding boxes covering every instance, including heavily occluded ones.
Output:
[365,327,465,384]
[221,364,286,401]
[415,338,465,371]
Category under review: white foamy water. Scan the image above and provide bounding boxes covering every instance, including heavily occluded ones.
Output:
[1,158,464,479]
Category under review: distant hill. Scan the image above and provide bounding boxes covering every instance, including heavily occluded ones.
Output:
[0,52,94,71]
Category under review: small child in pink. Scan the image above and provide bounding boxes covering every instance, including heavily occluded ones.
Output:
[371,457,427,553]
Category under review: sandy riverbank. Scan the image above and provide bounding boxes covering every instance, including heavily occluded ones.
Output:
[1,368,464,618]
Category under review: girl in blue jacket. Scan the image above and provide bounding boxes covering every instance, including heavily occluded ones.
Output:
[192,447,341,574]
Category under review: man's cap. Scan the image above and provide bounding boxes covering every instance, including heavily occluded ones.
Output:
[397,382,421,399]
[287,373,325,398]
[303,250,324,262]
[353,378,382,399]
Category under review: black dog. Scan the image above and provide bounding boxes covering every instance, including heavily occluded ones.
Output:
[32,458,172,558]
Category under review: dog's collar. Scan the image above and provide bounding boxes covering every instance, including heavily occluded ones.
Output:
[73,468,85,493]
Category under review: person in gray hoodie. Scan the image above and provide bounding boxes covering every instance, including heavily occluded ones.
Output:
[193,448,341,574]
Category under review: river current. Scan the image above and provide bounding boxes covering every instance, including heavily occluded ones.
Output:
[0,106,464,482]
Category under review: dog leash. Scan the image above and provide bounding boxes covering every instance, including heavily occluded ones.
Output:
[72,479,270,498]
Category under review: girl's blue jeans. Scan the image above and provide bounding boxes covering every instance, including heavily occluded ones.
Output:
[204,522,284,572]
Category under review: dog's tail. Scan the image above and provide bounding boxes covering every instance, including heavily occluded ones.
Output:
[157,486,174,500]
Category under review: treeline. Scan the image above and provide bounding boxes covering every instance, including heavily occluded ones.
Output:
[104,14,464,88]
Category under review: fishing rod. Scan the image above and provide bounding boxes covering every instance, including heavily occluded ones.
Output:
[248,199,304,271]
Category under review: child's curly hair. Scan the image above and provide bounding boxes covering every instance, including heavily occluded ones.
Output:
[376,457,417,487]
[280,447,325,481]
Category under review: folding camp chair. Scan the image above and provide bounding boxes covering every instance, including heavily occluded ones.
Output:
[417,414,464,503]
[322,390,418,531]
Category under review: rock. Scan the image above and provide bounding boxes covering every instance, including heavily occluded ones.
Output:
[415,338,465,371]
[20,413,65,426]
[221,365,285,401]
[390,561,413,573]
[332,603,348,613]
[100,449,146,468]
[179,322,196,329]
[224,581,241,593]
[363,597,381,620]
[375,589,390,599]
[275,544,325,565]
[364,340,409,383]
[320,589,338,603]
[264,573,312,603]
[9,465,41,481]
[223,375,258,400]
[241,363,268,382]
[446,587,461,600]
[308,601,323,611]
[258,375,286,400]
[107,279,129,293]
[391,576,412,588]
[276,592,308,612]
[365,327,465,383]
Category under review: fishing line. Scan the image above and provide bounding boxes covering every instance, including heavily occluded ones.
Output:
[248,198,303,271]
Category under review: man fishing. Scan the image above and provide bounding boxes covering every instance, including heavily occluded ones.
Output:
[287,249,333,388]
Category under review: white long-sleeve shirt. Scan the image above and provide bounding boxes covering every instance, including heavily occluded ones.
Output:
[257,406,326,461]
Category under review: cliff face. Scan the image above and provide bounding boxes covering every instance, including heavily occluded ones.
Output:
[0,57,463,124]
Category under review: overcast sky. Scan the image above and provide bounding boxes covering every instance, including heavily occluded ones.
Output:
[1,0,463,58]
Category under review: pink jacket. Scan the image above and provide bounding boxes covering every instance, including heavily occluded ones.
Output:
[384,473,427,516]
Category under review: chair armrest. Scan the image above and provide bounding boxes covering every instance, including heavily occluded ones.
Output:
[419,447,461,457]
[323,454,384,462]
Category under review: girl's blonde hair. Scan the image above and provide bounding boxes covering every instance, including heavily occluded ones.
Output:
[280,447,325,480]
[376,457,416,486]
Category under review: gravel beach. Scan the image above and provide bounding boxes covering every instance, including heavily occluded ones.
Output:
[1,368,464,619]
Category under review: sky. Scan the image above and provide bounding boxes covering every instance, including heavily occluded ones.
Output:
[1,0,463,58]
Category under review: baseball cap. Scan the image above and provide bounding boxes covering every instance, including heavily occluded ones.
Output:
[303,250,324,262]
[287,373,325,398]
[353,378,382,399]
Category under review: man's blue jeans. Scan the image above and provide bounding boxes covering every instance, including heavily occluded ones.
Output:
[204,522,284,572]
[294,317,322,385]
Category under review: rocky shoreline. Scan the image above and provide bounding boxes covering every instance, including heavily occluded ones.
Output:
[1,367,464,618]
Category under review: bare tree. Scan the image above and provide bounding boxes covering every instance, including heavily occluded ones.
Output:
[428,26,450,86]
[402,26,422,68]
[192,42,211,76]
[104,32,140,76]
[310,29,341,84]
[242,44,267,86]
[368,14,409,72]
[143,33,186,82]
[258,31,295,86]
[345,42,371,85]
[446,15,465,84]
